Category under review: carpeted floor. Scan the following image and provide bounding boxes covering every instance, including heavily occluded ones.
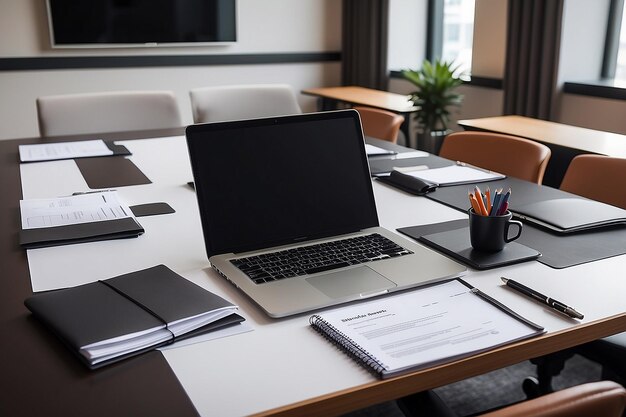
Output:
[341,354,603,417]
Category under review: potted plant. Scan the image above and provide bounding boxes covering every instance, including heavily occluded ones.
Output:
[402,59,464,154]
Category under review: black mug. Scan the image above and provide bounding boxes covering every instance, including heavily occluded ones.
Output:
[468,208,523,252]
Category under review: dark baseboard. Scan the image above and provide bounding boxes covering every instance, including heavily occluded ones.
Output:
[0,52,342,71]
[389,70,502,90]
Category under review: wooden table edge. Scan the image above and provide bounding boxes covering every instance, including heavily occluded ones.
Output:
[253,313,626,417]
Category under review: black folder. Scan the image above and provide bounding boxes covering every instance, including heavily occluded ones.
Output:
[20,217,145,249]
[512,198,626,234]
[24,265,244,369]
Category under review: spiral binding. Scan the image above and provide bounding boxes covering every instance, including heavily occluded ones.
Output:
[309,314,387,377]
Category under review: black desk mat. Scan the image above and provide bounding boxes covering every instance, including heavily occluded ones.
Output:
[419,227,541,270]
[399,219,626,269]
[424,177,572,211]
[75,156,151,189]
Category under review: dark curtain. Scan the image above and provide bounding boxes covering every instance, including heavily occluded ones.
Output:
[342,0,389,90]
[503,0,564,120]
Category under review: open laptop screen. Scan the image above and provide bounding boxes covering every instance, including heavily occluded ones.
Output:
[186,110,379,257]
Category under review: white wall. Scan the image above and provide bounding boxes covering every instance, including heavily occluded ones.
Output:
[0,0,342,139]
[555,0,626,135]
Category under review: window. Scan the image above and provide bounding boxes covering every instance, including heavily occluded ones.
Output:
[602,0,626,84]
[427,0,475,75]
[614,3,626,82]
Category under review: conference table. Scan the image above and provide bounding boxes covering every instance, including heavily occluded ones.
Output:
[302,86,418,147]
[458,115,626,187]
[2,128,626,417]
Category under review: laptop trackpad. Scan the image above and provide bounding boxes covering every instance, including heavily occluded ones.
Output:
[306,266,396,299]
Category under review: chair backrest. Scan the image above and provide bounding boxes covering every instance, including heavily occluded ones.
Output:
[439,131,552,184]
[480,381,626,417]
[354,106,404,143]
[189,84,302,124]
[560,154,626,209]
[36,91,182,137]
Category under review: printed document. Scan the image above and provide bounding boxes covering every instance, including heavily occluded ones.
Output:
[312,280,542,375]
[365,144,396,156]
[399,164,504,186]
[20,191,133,229]
[19,139,113,162]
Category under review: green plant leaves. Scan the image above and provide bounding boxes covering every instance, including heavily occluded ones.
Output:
[401,59,464,131]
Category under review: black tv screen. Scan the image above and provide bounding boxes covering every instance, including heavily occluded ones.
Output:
[47,0,237,47]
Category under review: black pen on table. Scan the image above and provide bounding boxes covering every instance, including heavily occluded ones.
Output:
[501,277,584,320]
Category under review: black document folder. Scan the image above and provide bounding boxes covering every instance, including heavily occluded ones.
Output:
[25,265,243,369]
[377,170,438,195]
[20,217,145,249]
[512,198,626,234]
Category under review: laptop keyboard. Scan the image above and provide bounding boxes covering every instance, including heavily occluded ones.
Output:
[230,233,413,284]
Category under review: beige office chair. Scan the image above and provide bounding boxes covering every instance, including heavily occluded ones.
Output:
[354,106,405,143]
[189,84,302,123]
[438,131,552,184]
[36,90,182,138]
[398,381,626,417]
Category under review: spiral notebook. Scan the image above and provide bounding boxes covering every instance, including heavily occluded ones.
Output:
[310,279,543,379]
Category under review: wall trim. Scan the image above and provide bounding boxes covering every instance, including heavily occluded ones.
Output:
[0,52,342,71]
[389,70,503,89]
[564,80,626,101]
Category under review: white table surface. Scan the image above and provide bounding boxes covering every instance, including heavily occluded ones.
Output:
[20,135,626,417]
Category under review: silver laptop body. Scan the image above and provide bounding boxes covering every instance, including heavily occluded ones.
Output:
[186,110,465,317]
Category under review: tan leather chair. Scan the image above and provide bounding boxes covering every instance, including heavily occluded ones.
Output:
[438,131,552,184]
[189,84,302,123]
[481,381,626,417]
[36,90,182,137]
[527,155,626,398]
[560,154,626,209]
[398,381,626,417]
[354,106,405,143]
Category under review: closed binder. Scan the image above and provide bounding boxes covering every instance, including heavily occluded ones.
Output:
[512,198,626,234]
[25,265,244,369]
[19,191,145,249]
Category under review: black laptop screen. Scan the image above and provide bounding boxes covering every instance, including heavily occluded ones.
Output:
[186,110,380,257]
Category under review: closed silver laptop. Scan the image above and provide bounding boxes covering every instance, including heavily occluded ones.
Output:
[186,110,465,317]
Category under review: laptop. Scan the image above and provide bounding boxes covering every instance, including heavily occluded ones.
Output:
[186,110,466,317]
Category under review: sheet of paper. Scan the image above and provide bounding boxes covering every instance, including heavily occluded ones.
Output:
[402,164,504,186]
[365,144,396,156]
[19,139,113,162]
[20,191,133,229]
[158,321,254,351]
[313,280,539,374]
[393,150,429,159]
[393,165,429,173]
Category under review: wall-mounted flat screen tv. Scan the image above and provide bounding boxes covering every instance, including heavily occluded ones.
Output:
[47,0,236,48]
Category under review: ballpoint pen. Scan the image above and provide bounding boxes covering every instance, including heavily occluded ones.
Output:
[456,160,495,174]
[501,277,584,319]
[71,189,116,196]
